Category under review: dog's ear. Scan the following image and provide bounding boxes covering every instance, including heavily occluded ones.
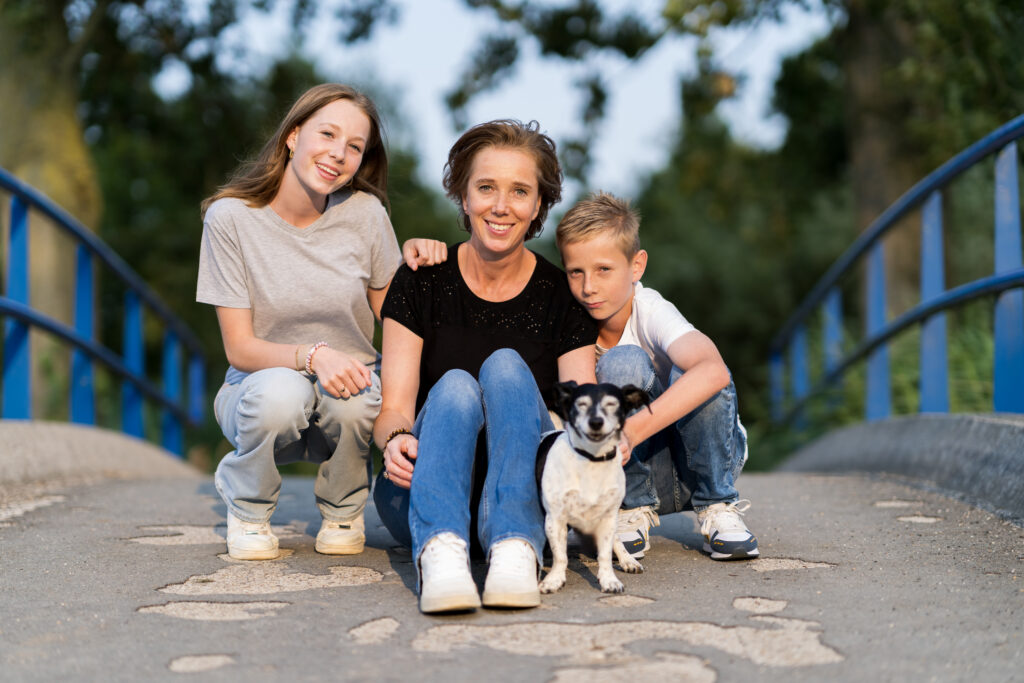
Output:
[554,381,579,419]
[620,384,652,414]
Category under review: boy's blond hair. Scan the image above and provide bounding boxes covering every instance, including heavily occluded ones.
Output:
[555,191,641,259]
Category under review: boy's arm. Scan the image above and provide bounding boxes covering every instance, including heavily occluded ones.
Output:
[621,331,731,450]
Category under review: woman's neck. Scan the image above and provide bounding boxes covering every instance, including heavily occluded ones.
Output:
[458,242,536,302]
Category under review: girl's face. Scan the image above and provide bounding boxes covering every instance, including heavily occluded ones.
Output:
[461,146,542,260]
[286,98,371,202]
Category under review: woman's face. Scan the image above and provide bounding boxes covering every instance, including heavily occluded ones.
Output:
[286,98,371,202]
[462,146,542,259]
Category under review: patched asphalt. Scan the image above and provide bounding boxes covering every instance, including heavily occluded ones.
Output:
[1,429,1022,682]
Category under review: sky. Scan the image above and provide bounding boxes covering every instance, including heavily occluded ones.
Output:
[177,0,833,199]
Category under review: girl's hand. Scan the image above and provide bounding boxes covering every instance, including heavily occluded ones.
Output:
[618,433,633,466]
[309,345,372,398]
[383,434,417,489]
[402,239,448,271]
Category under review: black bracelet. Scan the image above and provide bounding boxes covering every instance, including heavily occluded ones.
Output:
[384,427,412,448]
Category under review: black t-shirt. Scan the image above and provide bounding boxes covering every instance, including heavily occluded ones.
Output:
[382,242,598,412]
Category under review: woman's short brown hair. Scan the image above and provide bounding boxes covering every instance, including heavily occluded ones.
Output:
[202,83,388,217]
[442,119,562,240]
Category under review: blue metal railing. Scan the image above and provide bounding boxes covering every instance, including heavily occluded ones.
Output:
[770,115,1024,424]
[1,167,206,454]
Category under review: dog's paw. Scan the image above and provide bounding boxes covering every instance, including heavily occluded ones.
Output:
[540,574,565,594]
[599,576,625,593]
[618,556,644,574]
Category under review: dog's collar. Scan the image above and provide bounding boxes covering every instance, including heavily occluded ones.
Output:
[573,446,618,462]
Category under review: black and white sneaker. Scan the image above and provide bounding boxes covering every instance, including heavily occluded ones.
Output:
[698,500,759,560]
[616,506,660,559]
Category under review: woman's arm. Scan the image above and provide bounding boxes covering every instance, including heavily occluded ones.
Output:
[215,306,372,398]
[373,318,424,490]
[557,344,598,384]
[622,331,730,449]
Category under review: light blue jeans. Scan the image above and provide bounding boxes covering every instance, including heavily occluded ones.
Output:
[597,345,746,512]
[373,349,551,571]
[213,367,381,524]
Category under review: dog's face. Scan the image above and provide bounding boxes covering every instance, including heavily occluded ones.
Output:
[554,381,651,445]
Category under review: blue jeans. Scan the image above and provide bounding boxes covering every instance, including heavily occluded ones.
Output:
[596,345,746,512]
[213,367,381,523]
[373,349,551,572]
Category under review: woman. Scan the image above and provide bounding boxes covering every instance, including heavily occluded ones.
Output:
[197,83,433,561]
[372,120,598,613]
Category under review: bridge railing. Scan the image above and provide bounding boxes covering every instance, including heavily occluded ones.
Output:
[769,115,1024,425]
[1,166,206,455]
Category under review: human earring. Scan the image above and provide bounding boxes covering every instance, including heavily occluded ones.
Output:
[288,148,294,159]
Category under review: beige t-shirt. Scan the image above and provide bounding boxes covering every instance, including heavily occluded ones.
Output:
[196,191,401,382]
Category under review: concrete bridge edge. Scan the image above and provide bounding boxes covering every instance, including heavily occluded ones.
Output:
[779,413,1024,526]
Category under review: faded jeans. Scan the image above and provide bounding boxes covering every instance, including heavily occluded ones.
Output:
[596,345,747,512]
[373,349,551,573]
[213,366,381,524]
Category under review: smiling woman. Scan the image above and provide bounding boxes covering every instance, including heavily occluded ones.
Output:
[195,84,437,563]
[370,119,599,615]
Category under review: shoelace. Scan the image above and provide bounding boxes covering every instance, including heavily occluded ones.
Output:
[617,506,660,534]
[422,534,469,575]
[490,540,535,574]
[700,500,751,536]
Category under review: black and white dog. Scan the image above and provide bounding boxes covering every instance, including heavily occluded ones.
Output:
[536,381,651,594]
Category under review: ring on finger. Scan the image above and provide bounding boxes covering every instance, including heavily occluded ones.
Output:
[382,469,389,480]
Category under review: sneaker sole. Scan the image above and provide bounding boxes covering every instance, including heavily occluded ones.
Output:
[702,541,760,561]
[227,546,279,561]
[481,589,541,609]
[420,591,482,614]
[315,538,365,555]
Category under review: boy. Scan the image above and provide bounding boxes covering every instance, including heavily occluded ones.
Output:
[555,192,758,561]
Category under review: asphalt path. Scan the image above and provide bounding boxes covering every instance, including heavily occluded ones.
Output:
[2,458,1021,682]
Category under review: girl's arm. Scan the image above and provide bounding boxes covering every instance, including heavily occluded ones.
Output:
[622,331,730,450]
[373,318,423,490]
[215,306,372,398]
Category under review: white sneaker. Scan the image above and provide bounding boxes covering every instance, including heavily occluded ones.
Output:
[226,511,279,560]
[482,538,540,608]
[315,515,365,555]
[419,533,480,614]
[616,506,660,559]
[698,500,760,560]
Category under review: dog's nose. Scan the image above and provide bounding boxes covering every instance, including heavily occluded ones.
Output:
[588,417,604,431]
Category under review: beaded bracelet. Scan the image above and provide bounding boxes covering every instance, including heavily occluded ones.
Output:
[305,341,327,374]
[384,427,412,448]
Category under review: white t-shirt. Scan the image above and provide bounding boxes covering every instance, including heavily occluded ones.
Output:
[196,190,401,382]
[597,281,697,388]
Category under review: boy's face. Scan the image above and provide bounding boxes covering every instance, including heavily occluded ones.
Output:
[561,233,647,324]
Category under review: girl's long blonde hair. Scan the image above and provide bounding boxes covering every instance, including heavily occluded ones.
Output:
[201,83,388,218]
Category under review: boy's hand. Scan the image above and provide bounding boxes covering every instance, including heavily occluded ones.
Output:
[402,239,448,271]
[618,433,633,466]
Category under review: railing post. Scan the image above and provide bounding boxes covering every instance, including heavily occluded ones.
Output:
[70,244,95,424]
[865,243,890,420]
[993,142,1024,412]
[3,196,31,418]
[823,288,843,409]
[919,191,949,412]
[161,331,183,455]
[790,325,809,427]
[188,353,205,425]
[122,290,145,438]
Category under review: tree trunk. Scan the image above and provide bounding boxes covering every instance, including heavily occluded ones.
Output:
[0,16,102,419]
[842,0,921,317]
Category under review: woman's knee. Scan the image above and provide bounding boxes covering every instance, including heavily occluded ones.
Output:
[235,368,314,434]
[424,369,484,420]
[478,348,531,388]
[597,345,654,389]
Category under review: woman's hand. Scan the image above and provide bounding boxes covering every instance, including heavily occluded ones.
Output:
[383,434,417,489]
[618,433,633,466]
[402,239,448,271]
[309,345,372,398]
